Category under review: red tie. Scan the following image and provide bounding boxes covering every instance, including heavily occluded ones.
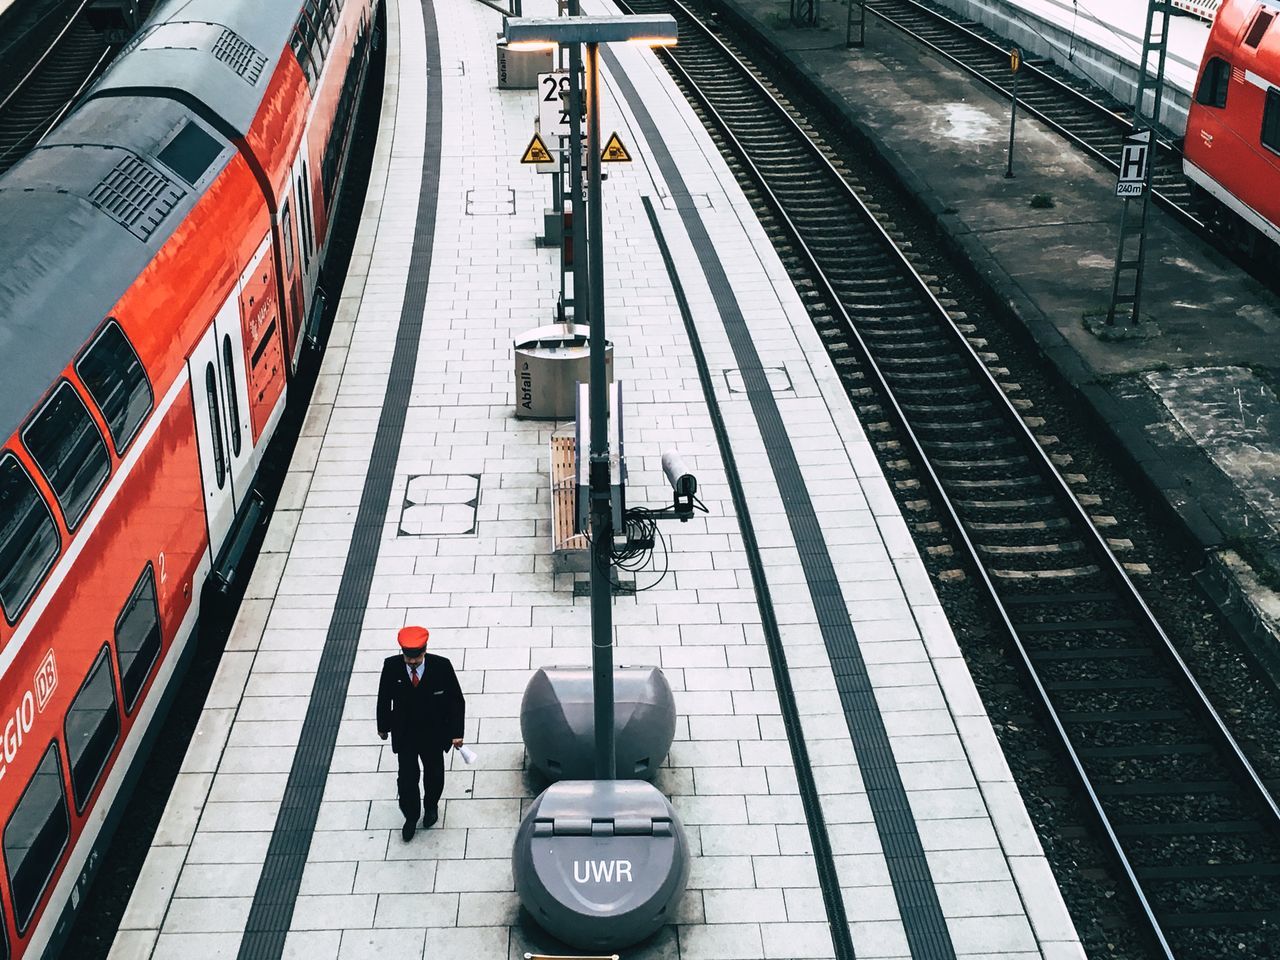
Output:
[410,667,420,687]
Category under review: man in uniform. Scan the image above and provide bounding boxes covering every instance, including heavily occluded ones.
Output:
[376,625,466,841]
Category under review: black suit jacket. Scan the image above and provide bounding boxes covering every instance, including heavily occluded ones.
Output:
[376,653,465,753]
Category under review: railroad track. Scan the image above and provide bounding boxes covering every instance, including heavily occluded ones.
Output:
[860,0,1209,232]
[619,0,1280,954]
[0,1,117,175]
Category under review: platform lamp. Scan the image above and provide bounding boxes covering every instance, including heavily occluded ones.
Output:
[506,14,677,782]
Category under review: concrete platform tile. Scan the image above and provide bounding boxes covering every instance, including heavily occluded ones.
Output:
[151,932,244,960]
[456,890,521,927]
[688,855,755,890]
[163,897,252,933]
[753,854,821,888]
[372,892,460,928]
[119,846,187,930]
[152,772,214,846]
[290,894,378,930]
[848,919,911,959]
[702,887,787,924]
[337,928,424,959]
[1008,855,1083,944]
[423,925,509,956]
[700,823,779,857]
[107,930,159,960]
[678,921,764,960]
[173,862,264,900]
[433,857,512,892]
[839,883,900,923]
[945,914,1038,955]
[760,921,836,959]
[297,859,357,896]
[186,830,271,864]
[462,826,518,859]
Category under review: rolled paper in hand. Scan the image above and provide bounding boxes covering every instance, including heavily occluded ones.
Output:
[458,745,478,765]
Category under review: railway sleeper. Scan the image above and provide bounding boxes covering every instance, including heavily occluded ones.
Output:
[991,565,1100,579]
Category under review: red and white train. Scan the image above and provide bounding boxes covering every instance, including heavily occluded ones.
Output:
[1184,0,1280,251]
[0,0,378,955]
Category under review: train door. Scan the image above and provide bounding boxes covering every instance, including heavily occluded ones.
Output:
[278,193,306,371]
[291,152,317,299]
[187,298,252,557]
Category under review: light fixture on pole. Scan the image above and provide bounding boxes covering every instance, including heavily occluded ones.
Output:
[506,13,677,784]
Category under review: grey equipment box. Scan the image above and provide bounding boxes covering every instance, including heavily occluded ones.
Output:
[496,38,553,89]
[513,779,690,950]
[521,666,676,781]
[514,324,612,420]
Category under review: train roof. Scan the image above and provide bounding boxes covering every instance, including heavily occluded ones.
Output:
[0,95,234,441]
[87,0,300,138]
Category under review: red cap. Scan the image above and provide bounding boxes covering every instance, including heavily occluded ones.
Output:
[397,625,429,652]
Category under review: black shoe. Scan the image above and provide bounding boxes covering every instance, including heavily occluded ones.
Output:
[401,820,416,842]
[422,807,438,829]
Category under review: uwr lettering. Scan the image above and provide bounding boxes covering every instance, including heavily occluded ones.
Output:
[572,859,634,883]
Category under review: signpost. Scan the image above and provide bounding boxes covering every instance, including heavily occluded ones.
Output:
[1005,48,1021,179]
[1115,129,1152,197]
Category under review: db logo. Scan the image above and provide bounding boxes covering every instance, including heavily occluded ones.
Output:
[35,651,57,713]
[0,652,56,783]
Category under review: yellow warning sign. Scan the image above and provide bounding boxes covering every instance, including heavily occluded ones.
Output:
[600,131,632,163]
[521,132,554,164]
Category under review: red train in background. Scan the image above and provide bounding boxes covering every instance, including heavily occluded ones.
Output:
[0,0,379,956]
[1184,0,1280,252]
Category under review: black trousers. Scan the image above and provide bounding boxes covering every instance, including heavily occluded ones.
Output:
[396,741,445,823]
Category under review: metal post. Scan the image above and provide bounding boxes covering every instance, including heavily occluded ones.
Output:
[1005,56,1019,178]
[566,12,586,328]
[584,40,615,781]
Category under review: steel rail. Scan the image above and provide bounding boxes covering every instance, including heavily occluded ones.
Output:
[860,0,1205,231]
[621,0,1280,953]
[0,44,111,168]
[0,0,95,114]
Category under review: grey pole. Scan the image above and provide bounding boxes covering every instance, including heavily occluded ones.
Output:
[567,1,587,329]
[584,39,615,781]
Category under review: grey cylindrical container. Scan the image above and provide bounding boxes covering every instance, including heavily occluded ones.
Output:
[513,779,690,951]
[520,665,676,781]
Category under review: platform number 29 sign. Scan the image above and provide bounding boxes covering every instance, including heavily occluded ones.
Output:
[539,71,572,139]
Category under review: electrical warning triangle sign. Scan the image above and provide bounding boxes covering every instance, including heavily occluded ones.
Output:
[600,131,632,163]
[521,132,554,164]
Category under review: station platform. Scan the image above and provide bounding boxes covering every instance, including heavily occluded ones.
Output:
[926,0,1213,134]
[715,2,1280,657]
[107,0,1084,957]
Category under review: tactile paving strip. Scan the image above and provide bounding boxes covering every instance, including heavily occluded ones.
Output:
[610,48,957,960]
[235,3,444,956]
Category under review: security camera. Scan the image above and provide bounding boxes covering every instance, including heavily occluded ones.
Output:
[662,450,697,520]
[662,450,697,498]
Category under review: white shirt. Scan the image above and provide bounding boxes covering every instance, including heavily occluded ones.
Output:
[405,662,422,684]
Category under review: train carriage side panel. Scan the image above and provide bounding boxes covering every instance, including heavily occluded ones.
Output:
[1185,0,1280,244]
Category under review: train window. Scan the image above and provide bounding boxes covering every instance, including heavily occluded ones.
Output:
[116,566,161,713]
[4,743,69,933]
[1263,89,1280,154]
[65,647,120,813]
[1246,10,1274,48]
[281,200,296,277]
[23,383,110,531]
[290,27,317,86]
[75,320,153,455]
[222,337,242,458]
[0,455,59,623]
[1196,57,1231,109]
[204,364,226,490]
[157,121,223,185]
